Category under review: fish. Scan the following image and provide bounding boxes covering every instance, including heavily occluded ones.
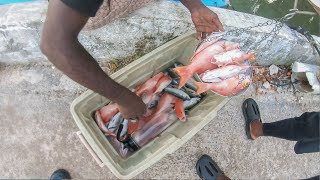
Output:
[174,98,186,121]
[154,75,172,95]
[135,72,164,96]
[173,43,225,88]
[183,97,201,110]
[141,75,171,109]
[193,40,240,61]
[211,49,255,66]
[148,95,161,109]
[95,110,116,136]
[185,81,198,91]
[200,65,251,83]
[141,91,153,105]
[194,75,251,96]
[171,78,180,86]
[119,119,129,137]
[174,62,184,68]
[155,93,177,115]
[99,103,119,123]
[174,40,243,88]
[108,112,124,132]
[172,78,198,91]
[108,136,129,158]
[167,68,180,79]
[133,109,177,147]
[127,120,140,134]
[182,87,201,98]
[164,87,191,100]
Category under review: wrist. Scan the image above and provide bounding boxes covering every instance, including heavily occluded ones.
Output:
[111,87,132,104]
[180,0,205,13]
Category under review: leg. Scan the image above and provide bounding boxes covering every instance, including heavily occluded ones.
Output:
[262,112,319,141]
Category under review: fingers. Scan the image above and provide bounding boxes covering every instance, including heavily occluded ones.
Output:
[196,32,201,40]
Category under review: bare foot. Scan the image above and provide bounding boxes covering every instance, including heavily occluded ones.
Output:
[249,120,263,140]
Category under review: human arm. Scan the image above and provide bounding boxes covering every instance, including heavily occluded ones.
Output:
[40,0,146,118]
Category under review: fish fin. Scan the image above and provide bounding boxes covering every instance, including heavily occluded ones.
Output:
[174,98,186,121]
[173,66,193,89]
[194,82,208,95]
[248,52,256,60]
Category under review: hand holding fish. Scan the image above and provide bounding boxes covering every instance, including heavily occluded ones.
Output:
[116,90,147,120]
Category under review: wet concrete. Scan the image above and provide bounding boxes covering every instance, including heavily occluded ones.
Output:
[0,65,319,179]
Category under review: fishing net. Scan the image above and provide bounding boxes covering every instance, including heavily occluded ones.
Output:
[84,0,156,30]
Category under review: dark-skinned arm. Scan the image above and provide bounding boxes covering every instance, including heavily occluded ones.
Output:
[180,0,224,39]
[40,0,146,119]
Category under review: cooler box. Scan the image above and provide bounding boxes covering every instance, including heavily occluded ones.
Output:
[70,32,228,179]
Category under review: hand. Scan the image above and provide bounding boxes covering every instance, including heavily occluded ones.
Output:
[116,89,147,119]
[190,6,224,40]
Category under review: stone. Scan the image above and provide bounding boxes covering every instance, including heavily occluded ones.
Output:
[263,81,271,89]
[269,64,279,75]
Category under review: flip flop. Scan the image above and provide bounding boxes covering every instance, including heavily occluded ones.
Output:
[196,155,223,180]
[242,98,262,140]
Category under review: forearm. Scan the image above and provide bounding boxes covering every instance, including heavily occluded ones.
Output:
[180,0,205,13]
[42,38,129,103]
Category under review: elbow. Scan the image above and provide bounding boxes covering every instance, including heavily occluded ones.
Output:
[40,33,76,61]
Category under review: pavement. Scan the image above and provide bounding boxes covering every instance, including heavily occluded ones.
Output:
[0,0,319,179]
[0,63,319,179]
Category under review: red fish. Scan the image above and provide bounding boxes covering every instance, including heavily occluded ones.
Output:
[191,40,240,62]
[173,45,223,89]
[194,76,251,96]
[95,110,116,136]
[174,40,243,89]
[142,93,176,124]
[174,98,186,122]
[154,75,172,95]
[127,120,140,134]
[135,72,164,96]
[99,103,119,123]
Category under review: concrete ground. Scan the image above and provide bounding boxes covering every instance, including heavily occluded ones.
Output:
[0,63,319,179]
[0,0,319,179]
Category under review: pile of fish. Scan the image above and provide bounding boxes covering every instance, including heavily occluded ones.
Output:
[95,63,204,157]
[173,38,254,96]
[94,37,255,157]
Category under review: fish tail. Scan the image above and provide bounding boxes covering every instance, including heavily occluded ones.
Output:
[173,66,193,89]
[248,52,256,60]
[194,82,208,95]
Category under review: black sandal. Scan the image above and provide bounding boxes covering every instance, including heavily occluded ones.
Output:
[196,155,223,180]
[242,98,262,140]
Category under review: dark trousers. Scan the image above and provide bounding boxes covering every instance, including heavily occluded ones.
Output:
[263,112,320,154]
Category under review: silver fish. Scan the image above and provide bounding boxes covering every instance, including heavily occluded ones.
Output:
[164,87,191,100]
[201,65,249,83]
[182,87,201,98]
[167,68,179,79]
[108,112,124,132]
[120,119,129,137]
[183,97,201,110]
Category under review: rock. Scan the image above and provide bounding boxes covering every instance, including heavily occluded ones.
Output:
[263,81,271,89]
[269,64,279,75]
[0,1,320,65]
